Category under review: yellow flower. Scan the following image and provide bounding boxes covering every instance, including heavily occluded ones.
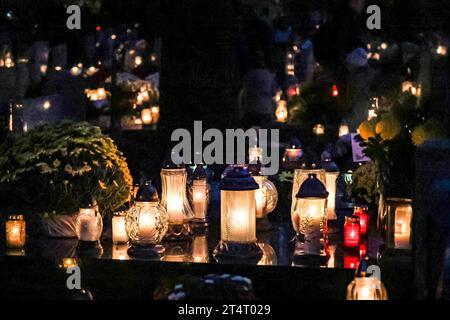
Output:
[358,119,377,140]
[98,180,107,190]
[412,119,447,146]
[375,114,401,140]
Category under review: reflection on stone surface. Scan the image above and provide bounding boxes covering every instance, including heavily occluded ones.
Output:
[161,240,193,263]
[112,244,130,261]
[192,235,209,263]
[257,243,277,266]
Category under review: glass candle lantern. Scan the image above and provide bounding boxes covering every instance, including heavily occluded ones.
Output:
[151,106,160,124]
[189,164,210,225]
[354,205,370,236]
[291,163,326,220]
[75,197,103,242]
[6,215,26,249]
[214,166,262,262]
[248,146,263,164]
[292,174,329,258]
[249,166,278,231]
[347,257,388,300]
[344,216,361,249]
[275,99,288,123]
[282,138,303,170]
[339,123,350,137]
[321,153,339,221]
[385,198,413,250]
[112,207,129,244]
[141,108,153,125]
[160,165,194,240]
[126,181,169,257]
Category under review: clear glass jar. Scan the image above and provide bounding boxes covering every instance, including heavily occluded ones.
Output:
[160,167,194,225]
[188,165,210,224]
[385,198,413,250]
[75,202,103,242]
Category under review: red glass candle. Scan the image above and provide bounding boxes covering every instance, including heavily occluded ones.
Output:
[359,241,367,257]
[354,205,369,236]
[344,216,361,248]
[344,252,360,269]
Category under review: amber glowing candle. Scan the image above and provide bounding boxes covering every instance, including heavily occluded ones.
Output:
[6,215,26,249]
[344,216,361,249]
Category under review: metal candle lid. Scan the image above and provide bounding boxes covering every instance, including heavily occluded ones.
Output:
[296,174,328,199]
[321,151,339,172]
[192,164,207,180]
[136,181,159,202]
[220,166,259,191]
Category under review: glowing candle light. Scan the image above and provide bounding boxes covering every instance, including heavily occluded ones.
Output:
[214,166,262,261]
[344,216,361,249]
[354,205,370,236]
[161,165,194,240]
[347,257,388,300]
[150,106,160,124]
[275,100,288,123]
[189,165,209,224]
[292,174,329,258]
[112,210,129,244]
[75,197,103,242]
[248,145,263,163]
[332,85,339,97]
[192,235,209,263]
[393,205,412,249]
[339,123,350,137]
[141,108,153,125]
[6,215,26,249]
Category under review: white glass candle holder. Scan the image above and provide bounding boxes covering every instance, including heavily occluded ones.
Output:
[160,166,194,240]
[214,166,262,262]
[75,198,103,243]
[292,174,329,264]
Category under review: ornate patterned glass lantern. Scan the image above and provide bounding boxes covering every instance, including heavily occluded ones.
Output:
[347,257,388,300]
[214,166,262,262]
[249,164,278,231]
[160,164,194,240]
[292,174,329,261]
[291,163,326,219]
[188,164,210,226]
[75,197,103,243]
[126,181,169,257]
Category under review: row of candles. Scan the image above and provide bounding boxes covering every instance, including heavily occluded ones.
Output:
[4,157,413,255]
